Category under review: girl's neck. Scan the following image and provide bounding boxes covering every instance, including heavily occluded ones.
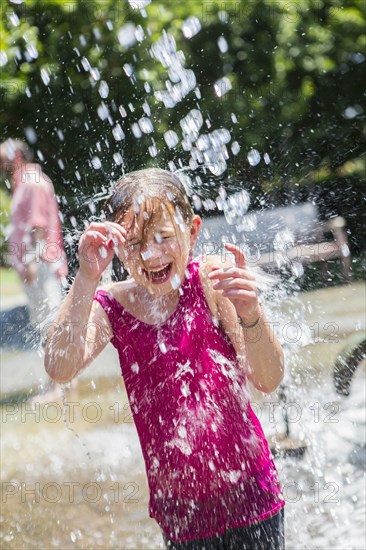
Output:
[135,285,181,323]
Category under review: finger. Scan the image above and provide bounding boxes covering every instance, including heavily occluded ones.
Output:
[222,289,257,299]
[104,221,127,237]
[225,243,246,268]
[208,266,255,281]
[87,222,126,243]
[103,224,127,246]
[213,278,257,292]
[81,230,108,244]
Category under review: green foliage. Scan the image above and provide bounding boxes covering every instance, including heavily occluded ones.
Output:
[1,0,365,269]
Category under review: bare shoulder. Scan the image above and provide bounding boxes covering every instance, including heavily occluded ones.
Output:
[89,278,137,337]
[100,278,138,308]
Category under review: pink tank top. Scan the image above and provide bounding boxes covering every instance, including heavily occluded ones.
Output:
[94,258,285,543]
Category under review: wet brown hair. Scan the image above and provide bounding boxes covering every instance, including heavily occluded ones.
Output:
[104,168,194,235]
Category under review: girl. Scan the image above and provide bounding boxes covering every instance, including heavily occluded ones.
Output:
[45,168,285,549]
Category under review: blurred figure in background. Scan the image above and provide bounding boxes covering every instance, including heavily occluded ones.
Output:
[0,138,73,401]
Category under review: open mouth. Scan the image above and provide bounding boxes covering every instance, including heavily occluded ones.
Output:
[143,263,173,285]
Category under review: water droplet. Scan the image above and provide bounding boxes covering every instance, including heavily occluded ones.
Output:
[142,100,151,116]
[90,67,100,81]
[217,36,229,53]
[97,103,109,121]
[91,156,102,170]
[128,0,151,7]
[178,425,187,437]
[171,274,181,290]
[164,130,179,148]
[99,246,108,259]
[26,44,38,59]
[135,25,145,42]
[36,150,44,161]
[180,382,191,397]
[214,77,232,97]
[112,124,125,141]
[208,158,227,176]
[131,123,142,138]
[274,229,295,251]
[341,243,350,257]
[40,68,50,86]
[180,109,203,138]
[343,106,360,119]
[231,141,240,155]
[119,105,127,118]
[113,152,123,165]
[182,16,202,39]
[223,190,251,225]
[159,342,167,354]
[24,126,37,144]
[9,12,20,26]
[117,23,137,49]
[123,63,134,77]
[264,153,271,164]
[291,262,304,278]
[138,117,153,134]
[57,159,65,170]
[81,57,91,71]
[98,81,109,99]
[247,149,261,166]
[148,144,158,157]
[93,28,101,41]
[131,362,139,374]
[141,250,153,261]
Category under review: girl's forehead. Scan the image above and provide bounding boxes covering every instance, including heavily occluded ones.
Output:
[122,202,176,234]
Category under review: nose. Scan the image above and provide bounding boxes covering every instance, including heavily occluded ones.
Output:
[140,238,162,262]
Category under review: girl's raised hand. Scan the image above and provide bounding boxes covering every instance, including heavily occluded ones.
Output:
[78,222,127,283]
[208,243,261,324]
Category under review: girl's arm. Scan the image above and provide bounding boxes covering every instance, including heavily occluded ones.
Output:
[206,244,285,394]
[44,222,126,383]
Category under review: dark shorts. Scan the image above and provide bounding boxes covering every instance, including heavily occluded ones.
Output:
[162,507,285,550]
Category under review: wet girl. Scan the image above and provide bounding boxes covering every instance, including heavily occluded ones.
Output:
[45,168,285,549]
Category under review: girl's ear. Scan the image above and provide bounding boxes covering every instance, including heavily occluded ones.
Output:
[189,215,202,247]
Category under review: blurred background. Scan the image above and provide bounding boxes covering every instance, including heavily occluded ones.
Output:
[0,0,365,279]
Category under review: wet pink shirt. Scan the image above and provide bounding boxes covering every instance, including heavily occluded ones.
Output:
[94,258,285,542]
[9,164,67,279]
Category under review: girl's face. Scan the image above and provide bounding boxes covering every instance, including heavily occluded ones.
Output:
[119,202,201,297]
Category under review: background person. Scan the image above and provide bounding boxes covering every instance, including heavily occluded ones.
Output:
[0,138,72,400]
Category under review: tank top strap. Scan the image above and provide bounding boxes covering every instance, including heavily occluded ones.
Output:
[181,256,209,312]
